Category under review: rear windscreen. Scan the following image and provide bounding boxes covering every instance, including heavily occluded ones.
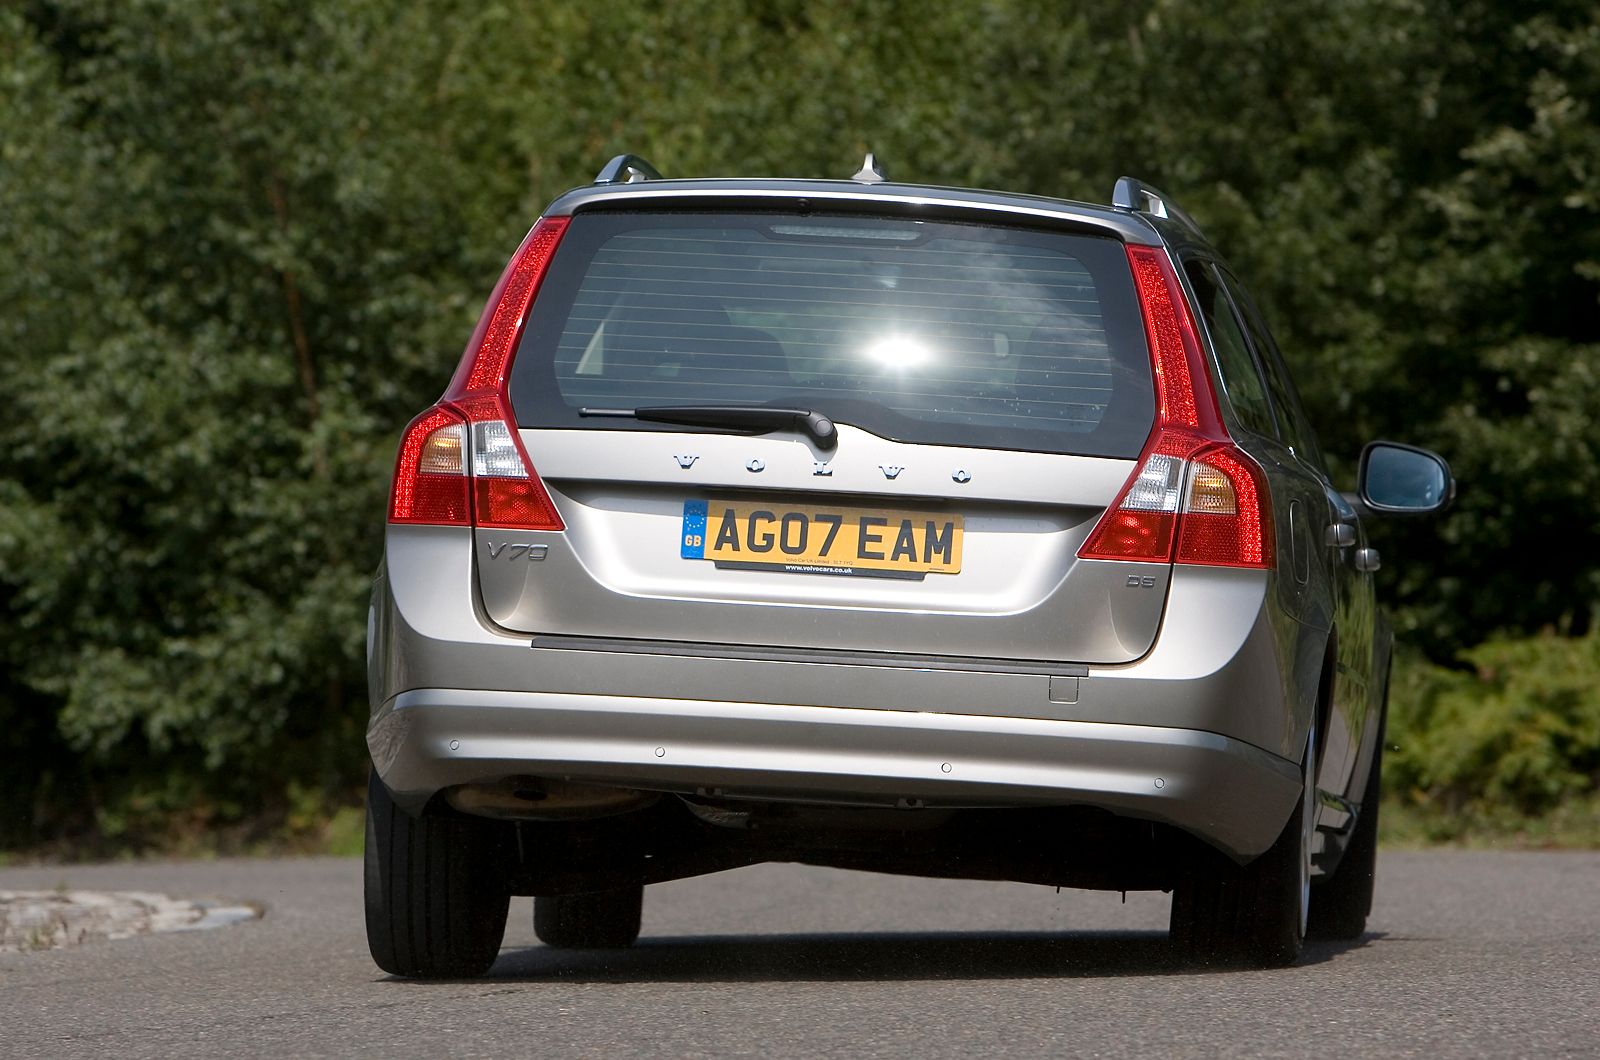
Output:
[509,212,1154,458]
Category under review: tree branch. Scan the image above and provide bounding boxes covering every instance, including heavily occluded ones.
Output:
[267,171,320,421]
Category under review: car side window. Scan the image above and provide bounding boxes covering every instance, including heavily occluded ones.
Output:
[1216,268,1328,474]
[1182,259,1277,440]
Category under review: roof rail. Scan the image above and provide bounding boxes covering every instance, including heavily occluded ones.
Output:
[593,154,662,185]
[1111,176,1205,240]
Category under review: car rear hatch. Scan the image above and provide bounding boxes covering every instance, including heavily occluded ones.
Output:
[483,203,1167,665]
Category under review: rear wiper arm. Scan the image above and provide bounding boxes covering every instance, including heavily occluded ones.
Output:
[580,405,838,451]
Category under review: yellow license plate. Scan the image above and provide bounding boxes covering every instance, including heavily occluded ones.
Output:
[681,499,962,579]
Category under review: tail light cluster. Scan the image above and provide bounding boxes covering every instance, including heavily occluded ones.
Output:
[389,217,570,530]
[1078,244,1275,569]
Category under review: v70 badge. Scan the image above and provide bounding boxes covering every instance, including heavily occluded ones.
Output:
[484,542,549,561]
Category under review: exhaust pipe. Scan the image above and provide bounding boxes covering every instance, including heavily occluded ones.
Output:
[445,776,660,821]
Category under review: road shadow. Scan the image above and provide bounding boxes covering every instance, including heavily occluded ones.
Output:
[463,930,1381,983]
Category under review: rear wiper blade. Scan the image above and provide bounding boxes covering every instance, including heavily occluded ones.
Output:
[579,406,838,451]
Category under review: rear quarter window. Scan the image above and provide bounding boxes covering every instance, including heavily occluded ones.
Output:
[510,212,1154,458]
[1184,259,1277,440]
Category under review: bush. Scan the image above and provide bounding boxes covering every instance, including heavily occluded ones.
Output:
[1385,633,1600,837]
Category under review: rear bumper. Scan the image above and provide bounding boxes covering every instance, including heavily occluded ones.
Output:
[369,524,1324,861]
[370,687,1301,860]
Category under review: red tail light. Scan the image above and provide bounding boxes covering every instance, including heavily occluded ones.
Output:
[389,406,471,525]
[388,217,569,529]
[1078,244,1274,569]
[1176,446,1273,567]
[1077,432,1197,561]
[453,394,564,530]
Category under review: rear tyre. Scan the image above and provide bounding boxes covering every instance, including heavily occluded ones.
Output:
[535,886,644,949]
[1171,729,1315,968]
[1307,704,1386,940]
[364,769,511,978]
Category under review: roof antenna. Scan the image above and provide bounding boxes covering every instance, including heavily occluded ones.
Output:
[851,153,886,184]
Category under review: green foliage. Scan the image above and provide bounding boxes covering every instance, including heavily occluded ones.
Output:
[1,0,1597,849]
[323,805,367,858]
[1379,791,1600,848]
[1386,635,1600,828]
[0,0,501,847]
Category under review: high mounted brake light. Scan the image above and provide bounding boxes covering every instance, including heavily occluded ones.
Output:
[388,217,569,530]
[1078,244,1275,569]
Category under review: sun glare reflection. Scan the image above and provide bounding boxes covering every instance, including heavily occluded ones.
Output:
[865,337,929,369]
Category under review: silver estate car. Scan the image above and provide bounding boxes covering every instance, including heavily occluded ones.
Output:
[364,154,1453,976]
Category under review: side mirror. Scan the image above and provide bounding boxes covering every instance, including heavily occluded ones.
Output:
[1358,441,1454,515]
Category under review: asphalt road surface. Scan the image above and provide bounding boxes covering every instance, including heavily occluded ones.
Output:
[2,849,1597,1059]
